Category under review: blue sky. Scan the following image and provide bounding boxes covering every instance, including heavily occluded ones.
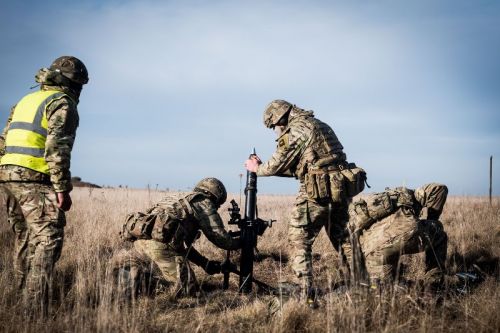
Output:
[0,0,499,195]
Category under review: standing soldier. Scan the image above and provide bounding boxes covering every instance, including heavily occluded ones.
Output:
[0,56,88,314]
[345,183,449,287]
[245,100,366,305]
[114,177,240,297]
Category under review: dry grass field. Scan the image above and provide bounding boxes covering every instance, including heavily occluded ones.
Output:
[0,187,499,332]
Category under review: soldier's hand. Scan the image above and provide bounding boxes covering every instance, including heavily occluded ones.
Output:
[245,155,261,173]
[57,191,72,211]
[205,260,222,275]
[221,260,237,273]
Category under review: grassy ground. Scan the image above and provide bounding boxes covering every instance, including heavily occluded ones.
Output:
[0,187,498,332]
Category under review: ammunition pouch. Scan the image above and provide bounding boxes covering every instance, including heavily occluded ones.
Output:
[304,169,344,203]
[387,187,414,208]
[304,162,367,203]
[348,201,372,233]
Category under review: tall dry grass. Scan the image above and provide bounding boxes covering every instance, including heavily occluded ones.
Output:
[0,188,498,332]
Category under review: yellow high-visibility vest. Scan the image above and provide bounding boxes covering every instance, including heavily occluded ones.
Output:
[1,90,68,174]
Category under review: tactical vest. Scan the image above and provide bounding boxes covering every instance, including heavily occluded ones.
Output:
[1,90,69,174]
[293,110,346,180]
[288,109,368,202]
[348,187,416,233]
[121,193,201,243]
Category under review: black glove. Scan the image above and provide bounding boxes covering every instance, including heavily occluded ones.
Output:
[221,260,237,274]
[205,260,222,275]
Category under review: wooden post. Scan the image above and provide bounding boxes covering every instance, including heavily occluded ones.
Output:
[490,156,493,205]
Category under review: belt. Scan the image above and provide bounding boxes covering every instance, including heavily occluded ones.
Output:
[307,161,350,175]
[0,178,52,186]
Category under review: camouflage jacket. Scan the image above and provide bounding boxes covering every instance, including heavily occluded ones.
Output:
[257,108,346,182]
[148,192,240,256]
[0,85,80,192]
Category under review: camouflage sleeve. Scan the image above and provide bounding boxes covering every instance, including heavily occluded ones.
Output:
[256,127,309,177]
[192,198,240,250]
[0,105,16,157]
[45,97,79,192]
[185,246,209,267]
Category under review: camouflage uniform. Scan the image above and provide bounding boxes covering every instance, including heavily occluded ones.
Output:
[0,83,80,307]
[257,104,352,288]
[114,190,240,296]
[344,183,448,283]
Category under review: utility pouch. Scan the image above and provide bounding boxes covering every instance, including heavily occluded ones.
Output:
[328,171,344,203]
[305,171,336,202]
[366,192,394,221]
[151,213,179,243]
[304,173,319,199]
[316,173,330,199]
[348,199,373,232]
[120,212,155,242]
[340,163,367,197]
[394,187,414,208]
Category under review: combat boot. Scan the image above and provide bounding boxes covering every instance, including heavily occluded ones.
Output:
[418,268,466,293]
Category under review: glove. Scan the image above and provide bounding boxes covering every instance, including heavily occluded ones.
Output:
[205,260,222,275]
[221,260,237,274]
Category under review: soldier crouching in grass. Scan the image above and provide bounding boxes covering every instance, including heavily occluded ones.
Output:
[111,178,240,299]
[343,183,451,289]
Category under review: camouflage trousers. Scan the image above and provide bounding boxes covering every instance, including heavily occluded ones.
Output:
[111,239,197,297]
[288,186,350,287]
[344,208,448,282]
[414,183,448,220]
[0,181,65,311]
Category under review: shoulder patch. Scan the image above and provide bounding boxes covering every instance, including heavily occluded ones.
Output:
[277,133,289,150]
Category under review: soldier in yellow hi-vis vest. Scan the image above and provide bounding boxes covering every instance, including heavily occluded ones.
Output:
[0,56,88,315]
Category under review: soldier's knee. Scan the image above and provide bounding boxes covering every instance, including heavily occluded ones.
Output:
[292,259,311,280]
[288,227,306,243]
[32,234,64,262]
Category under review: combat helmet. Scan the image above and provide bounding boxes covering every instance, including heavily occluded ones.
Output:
[194,177,227,207]
[49,56,89,85]
[263,99,292,128]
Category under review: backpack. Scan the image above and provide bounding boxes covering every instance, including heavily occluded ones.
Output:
[120,211,156,242]
[348,187,415,232]
[120,194,196,243]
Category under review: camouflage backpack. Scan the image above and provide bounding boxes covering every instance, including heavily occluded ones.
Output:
[348,187,414,233]
[120,193,197,243]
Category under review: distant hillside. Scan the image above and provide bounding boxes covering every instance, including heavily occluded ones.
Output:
[71,177,101,188]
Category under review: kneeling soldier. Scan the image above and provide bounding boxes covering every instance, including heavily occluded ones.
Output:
[113,177,240,297]
[344,183,449,287]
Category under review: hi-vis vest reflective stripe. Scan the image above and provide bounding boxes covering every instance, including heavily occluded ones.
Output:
[1,90,67,175]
